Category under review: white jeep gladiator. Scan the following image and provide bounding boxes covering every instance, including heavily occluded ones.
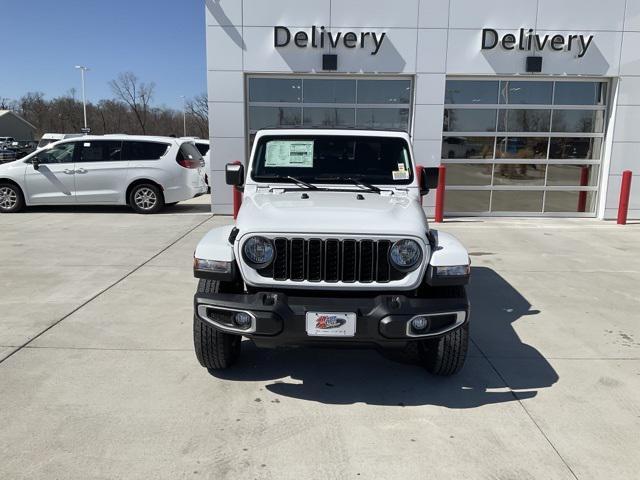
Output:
[192,129,471,376]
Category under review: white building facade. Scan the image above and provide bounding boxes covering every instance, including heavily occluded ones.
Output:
[205,0,640,219]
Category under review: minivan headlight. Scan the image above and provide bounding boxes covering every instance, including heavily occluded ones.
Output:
[389,239,422,271]
[242,236,274,268]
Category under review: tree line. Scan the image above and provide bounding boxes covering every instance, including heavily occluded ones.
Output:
[0,72,208,139]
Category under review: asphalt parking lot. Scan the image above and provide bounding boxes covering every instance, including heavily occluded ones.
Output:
[1,197,639,479]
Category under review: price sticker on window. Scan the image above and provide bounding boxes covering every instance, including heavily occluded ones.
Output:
[265,141,314,168]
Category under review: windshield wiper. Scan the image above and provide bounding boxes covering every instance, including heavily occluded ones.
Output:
[310,175,382,194]
[258,174,318,190]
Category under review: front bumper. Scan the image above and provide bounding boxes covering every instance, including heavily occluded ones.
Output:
[194,290,469,349]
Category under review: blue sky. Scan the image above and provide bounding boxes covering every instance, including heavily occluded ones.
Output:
[0,0,206,108]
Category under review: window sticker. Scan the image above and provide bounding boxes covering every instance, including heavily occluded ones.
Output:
[265,141,314,168]
[392,170,409,180]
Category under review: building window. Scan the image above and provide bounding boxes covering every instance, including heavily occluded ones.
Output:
[441,79,607,216]
[246,76,413,144]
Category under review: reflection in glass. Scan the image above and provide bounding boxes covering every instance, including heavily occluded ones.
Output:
[356,108,409,129]
[554,82,606,105]
[549,137,602,159]
[357,80,411,104]
[498,109,551,132]
[546,164,599,186]
[445,190,491,212]
[443,109,496,132]
[442,137,495,159]
[249,106,301,130]
[248,78,302,102]
[499,81,553,104]
[445,80,499,104]
[446,164,493,186]
[544,191,596,213]
[495,137,548,159]
[493,164,546,186]
[492,191,544,212]
[303,108,355,127]
[303,79,356,103]
[552,110,604,133]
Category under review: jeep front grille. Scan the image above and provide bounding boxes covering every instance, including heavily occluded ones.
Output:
[258,238,407,283]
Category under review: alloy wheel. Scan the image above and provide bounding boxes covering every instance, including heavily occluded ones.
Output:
[0,186,17,210]
[134,187,157,210]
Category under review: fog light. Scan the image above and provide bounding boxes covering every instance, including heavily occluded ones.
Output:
[233,312,252,328]
[411,316,429,331]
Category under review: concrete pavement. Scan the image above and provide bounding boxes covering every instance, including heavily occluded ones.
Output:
[0,202,639,479]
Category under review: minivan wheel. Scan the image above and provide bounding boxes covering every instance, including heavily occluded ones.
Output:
[194,279,243,371]
[129,184,164,214]
[0,183,25,213]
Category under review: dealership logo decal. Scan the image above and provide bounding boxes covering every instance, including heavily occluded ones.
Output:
[315,315,347,330]
[274,26,386,55]
[481,28,594,58]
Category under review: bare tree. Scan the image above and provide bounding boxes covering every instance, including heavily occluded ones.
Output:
[186,93,209,138]
[109,72,155,134]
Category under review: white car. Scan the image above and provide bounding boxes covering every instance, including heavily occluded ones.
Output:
[37,133,84,148]
[0,135,207,214]
[192,128,471,376]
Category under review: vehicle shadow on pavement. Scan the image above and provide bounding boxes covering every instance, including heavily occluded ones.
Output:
[24,203,211,215]
[209,267,558,409]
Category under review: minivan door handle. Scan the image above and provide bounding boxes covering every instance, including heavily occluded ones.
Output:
[63,169,74,175]
[75,168,87,174]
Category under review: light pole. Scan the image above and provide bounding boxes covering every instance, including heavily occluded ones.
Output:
[180,95,187,137]
[75,65,89,130]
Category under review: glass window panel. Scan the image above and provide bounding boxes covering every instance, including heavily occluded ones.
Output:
[249,106,302,130]
[552,110,604,133]
[357,80,411,104]
[303,107,356,127]
[443,109,497,132]
[77,141,122,162]
[445,164,493,186]
[303,79,356,103]
[445,190,491,212]
[498,109,551,132]
[445,80,499,104]
[356,108,410,130]
[554,82,606,105]
[549,137,602,160]
[492,191,544,212]
[544,191,596,213]
[442,136,495,159]
[493,164,546,186]
[546,164,599,186]
[499,81,553,104]
[495,137,548,159]
[248,78,302,102]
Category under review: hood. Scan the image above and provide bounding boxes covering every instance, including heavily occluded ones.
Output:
[236,190,427,238]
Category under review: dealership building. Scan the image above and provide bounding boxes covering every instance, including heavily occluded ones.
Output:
[205,0,640,219]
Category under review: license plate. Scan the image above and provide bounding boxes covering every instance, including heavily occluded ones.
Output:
[305,312,356,337]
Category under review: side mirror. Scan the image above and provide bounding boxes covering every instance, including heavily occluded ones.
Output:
[32,158,40,170]
[419,167,439,195]
[225,162,245,187]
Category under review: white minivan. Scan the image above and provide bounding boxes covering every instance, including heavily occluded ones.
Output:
[0,135,208,214]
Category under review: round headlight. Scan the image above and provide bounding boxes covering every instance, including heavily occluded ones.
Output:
[389,239,422,271]
[242,236,274,268]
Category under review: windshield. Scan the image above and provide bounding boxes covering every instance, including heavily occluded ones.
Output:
[251,135,414,185]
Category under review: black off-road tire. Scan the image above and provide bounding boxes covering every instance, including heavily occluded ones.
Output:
[193,279,242,370]
[0,182,25,213]
[129,183,164,214]
[420,325,469,376]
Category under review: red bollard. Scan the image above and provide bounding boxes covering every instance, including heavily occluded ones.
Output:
[577,166,589,213]
[434,165,446,223]
[232,160,243,220]
[617,170,633,225]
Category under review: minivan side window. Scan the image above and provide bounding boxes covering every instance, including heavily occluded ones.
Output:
[76,141,122,162]
[195,142,210,156]
[122,141,170,161]
[34,142,76,164]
